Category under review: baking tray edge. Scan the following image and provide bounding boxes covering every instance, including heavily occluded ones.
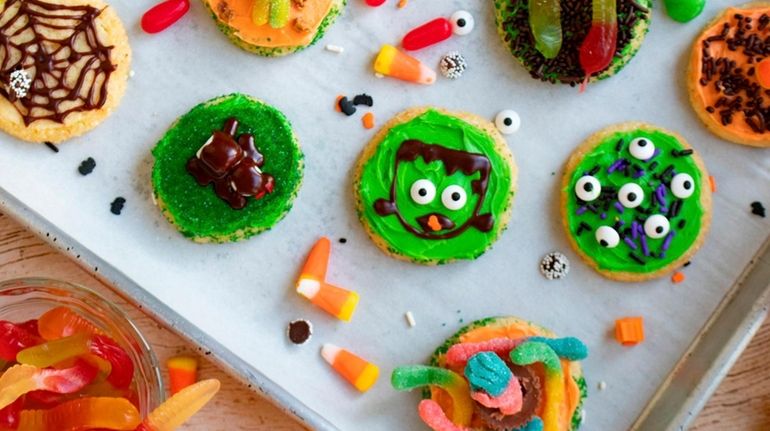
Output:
[0,187,338,431]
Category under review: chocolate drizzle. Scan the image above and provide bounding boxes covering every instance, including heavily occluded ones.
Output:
[186,118,275,210]
[373,139,495,240]
[0,0,116,125]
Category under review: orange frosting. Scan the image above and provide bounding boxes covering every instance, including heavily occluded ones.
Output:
[691,6,770,143]
[205,0,333,48]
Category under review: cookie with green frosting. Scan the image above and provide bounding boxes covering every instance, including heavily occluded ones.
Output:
[494,0,651,85]
[390,316,587,431]
[151,94,303,243]
[353,107,517,265]
[561,122,712,281]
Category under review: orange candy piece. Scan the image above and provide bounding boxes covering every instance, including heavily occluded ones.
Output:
[295,238,359,321]
[362,112,375,129]
[166,356,198,395]
[757,58,770,89]
[37,307,103,341]
[321,344,379,392]
[671,272,686,284]
[615,317,644,346]
[709,175,717,193]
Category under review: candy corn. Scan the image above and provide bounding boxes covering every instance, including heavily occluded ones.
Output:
[374,45,436,85]
[615,316,644,346]
[296,238,359,321]
[321,344,379,392]
[167,356,198,395]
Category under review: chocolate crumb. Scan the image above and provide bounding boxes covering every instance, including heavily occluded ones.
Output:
[353,94,374,107]
[78,157,96,175]
[338,97,356,116]
[751,201,766,217]
[44,141,58,153]
[110,197,126,215]
[287,319,312,345]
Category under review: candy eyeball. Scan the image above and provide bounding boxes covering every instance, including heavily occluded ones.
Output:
[410,179,436,205]
[495,110,520,135]
[595,226,620,248]
[450,11,474,36]
[644,214,670,239]
[441,185,467,210]
[671,173,695,199]
[618,183,644,208]
[629,137,655,160]
[575,175,601,202]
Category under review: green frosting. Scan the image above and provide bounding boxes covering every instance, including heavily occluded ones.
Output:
[151,94,303,242]
[565,129,705,273]
[356,110,514,263]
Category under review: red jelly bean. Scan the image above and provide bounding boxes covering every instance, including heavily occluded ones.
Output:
[141,0,190,34]
[365,0,386,6]
[0,321,39,361]
[402,18,452,51]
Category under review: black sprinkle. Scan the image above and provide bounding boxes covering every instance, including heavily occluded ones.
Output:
[673,149,694,157]
[352,94,374,107]
[629,253,645,265]
[588,166,600,175]
[615,139,624,152]
[683,261,692,267]
[678,219,686,229]
[339,238,347,244]
[649,161,659,171]
[751,201,766,217]
[577,221,592,235]
[77,157,96,175]
[338,97,356,116]
[44,141,59,153]
[110,197,126,215]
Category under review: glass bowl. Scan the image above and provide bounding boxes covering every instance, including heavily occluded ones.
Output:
[0,277,164,415]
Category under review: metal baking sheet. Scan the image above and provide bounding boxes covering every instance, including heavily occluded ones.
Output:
[1,0,769,430]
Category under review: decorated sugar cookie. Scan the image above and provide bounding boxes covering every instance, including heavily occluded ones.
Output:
[0,0,131,143]
[688,4,770,148]
[561,122,712,281]
[493,0,650,87]
[151,94,303,243]
[203,0,345,56]
[353,107,517,264]
[391,316,588,431]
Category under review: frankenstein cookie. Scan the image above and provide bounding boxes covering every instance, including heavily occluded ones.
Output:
[392,316,588,431]
[561,122,712,281]
[688,4,770,148]
[203,0,345,57]
[494,0,651,86]
[151,93,303,242]
[353,107,517,264]
[0,0,131,143]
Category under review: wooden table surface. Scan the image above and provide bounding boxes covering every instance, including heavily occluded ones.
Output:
[0,212,767,430]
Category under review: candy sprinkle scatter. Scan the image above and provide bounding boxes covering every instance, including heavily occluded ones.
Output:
[751,201,766,218]
[405,311,416,328]
[540,252,570,280]
[44,142,58,153]
[287,319,313,345]
[325,44,344,54]
[439,51,467,79]
[110,197,126,215]
[77,158,96,176]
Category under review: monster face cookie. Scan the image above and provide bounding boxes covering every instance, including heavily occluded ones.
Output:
[494,0,651,86]
[203,0,345,57]
[152,93,303,243]
[392,317,588,431]
[688,4,770,148]
[561,122,712,281]
[353,107,517,264]
[0,0,131,143]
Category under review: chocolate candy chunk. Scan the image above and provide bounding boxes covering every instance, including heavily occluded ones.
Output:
[287,319,313,345]
[751,201,766,218]
[78,157,96,175]
[352,94,374,107]
[338,97,356,116]
[110,197,126,215]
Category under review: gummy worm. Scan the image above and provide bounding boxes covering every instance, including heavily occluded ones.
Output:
[136,379,221,431]
[510,342,565,431]
[0,362,96,410]
[528,0,562,59]
[578,0,618,90]
[391,366,473,426]
[417,399,469,431]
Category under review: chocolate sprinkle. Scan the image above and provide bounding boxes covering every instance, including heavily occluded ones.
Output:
[751,201,766,217]
[339,237,347,243]
[629,252,645,264]
[499,0,650,84]
[43,141,58,153]
[109,197,125,215]
[78,157,96,176]
[287,319,312,344]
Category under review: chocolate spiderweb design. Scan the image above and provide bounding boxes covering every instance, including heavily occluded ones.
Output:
[0,0,115,125]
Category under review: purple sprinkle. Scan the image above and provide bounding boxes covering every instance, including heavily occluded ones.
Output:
[631,221,640,239]
[614,201,625,213]
[576,206,587,215]
[618,220,625,226]
[660,206,668,213]
[647,148,661,160]
[600,212,607,219]
[624,237,638,249]
[633,169,645,178]
[641,234,650,257]
[608,159,626,173]
[658,252,666,259]
[662,230,676,251]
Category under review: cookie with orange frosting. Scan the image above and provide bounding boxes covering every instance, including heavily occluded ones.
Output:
[391,316,588,431]
[688,3,770,148]
[203,0,345,56]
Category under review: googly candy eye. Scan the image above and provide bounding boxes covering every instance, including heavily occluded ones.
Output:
[629,137,655,160]
[495,110,520,135]
[618,183,644,208]
[441,185,467,210]
[644,214,670,239]
[410,179,436,205]
[575,175,601,202]
[450,11,474,36]
[670,173,695,199]
[595,226,620,248]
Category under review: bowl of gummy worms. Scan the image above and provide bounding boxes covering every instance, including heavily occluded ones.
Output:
[0,277,164,428]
